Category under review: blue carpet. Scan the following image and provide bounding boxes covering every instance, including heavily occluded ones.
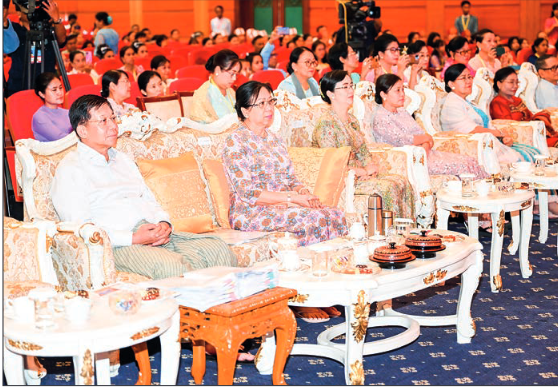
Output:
[35,220,558,385]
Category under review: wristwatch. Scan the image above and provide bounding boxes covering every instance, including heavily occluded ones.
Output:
[53,18,63,24]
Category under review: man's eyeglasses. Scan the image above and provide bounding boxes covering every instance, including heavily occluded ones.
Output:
[455,49,471,56]
[335,83,355,90]
[540,65,558,72]
[248,98,278,109]
[88,115,118,128]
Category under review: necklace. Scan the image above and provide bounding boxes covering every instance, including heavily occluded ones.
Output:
[210,77,235,112]
[461,15,470,31]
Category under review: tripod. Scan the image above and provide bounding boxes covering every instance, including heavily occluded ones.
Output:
[22,25,70,91]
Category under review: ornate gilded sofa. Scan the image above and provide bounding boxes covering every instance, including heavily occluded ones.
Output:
[271,89,436,227]
[15,116,360,286]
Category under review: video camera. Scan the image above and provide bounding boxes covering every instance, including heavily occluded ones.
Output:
[338,0,381,25]
[10,0,52,31]
[337,1,381,56]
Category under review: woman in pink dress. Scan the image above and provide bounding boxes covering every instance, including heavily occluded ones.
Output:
[372,74,487,179]
[544,3,558,50]
[440,36,476,80]
[222,81,347,247]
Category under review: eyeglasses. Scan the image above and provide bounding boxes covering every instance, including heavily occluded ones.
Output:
[335,83,355,90]
[386,47,400,53]
[223,69,239,78]
[248,98,277,109]
[455,75,474,82]
[455,49,471,56]
[301,60,318,67]
[414,54,429,59]
[88,115,118,128]
[540,65,558,71]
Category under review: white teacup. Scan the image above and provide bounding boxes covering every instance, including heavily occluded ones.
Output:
[475,180,490,197]
[64,297,92,323]
[445,180,462,193]
[7,296,35,323]
[512,161,532,172]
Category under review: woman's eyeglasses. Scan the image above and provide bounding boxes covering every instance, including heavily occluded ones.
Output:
[455,75,474,82]
[455,49,471,56]
[248,98,278,109]
[335,83,356,90]
[301,60,318,67]
[385,47,400,54]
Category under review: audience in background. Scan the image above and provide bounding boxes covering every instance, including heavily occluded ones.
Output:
[528,37,549,65]
[138,70,165,98]
[190,50,240,123]
[278,47,320,99]
[93,11,119,54]
[32,72,72,142]
[119,45,144,80]
[101,70,137,117]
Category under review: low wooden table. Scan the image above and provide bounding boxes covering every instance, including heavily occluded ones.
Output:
[179,287,297,385]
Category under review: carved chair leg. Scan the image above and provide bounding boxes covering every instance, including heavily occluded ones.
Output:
[273,319,296,385]
[191,340,206,385]
[131,342,151,385]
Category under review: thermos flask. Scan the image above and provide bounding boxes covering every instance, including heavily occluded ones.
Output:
[382,210,394,234]
[367,194,383,236]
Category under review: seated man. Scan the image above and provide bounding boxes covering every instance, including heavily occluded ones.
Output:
[51,95,237,280]
[535,54,558,109]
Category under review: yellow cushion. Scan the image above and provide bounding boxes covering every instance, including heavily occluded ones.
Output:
[202,159,231,228]
[137,153,215,233]
[287,146,350,207]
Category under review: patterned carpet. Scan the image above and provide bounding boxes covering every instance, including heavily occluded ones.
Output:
[30,220,558,385]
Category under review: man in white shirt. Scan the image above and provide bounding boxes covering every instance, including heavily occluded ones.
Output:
[210,5,231,36]
[535,54,558,109]
[51,95,237,279]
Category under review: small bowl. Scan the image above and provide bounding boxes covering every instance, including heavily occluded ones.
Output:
[512,161,532,172]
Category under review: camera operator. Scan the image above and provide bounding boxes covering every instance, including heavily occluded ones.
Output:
[5,0,66,97]
[335,2,381,61]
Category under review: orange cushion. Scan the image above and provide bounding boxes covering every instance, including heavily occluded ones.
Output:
[287,146,351,207]
[137,153,215,233]
[202,159,231,228]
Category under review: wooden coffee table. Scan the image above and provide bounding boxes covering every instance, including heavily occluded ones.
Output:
[257,231,483,385]
[436,188,535,292]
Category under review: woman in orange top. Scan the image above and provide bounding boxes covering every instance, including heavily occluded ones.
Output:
[490,67,558,147]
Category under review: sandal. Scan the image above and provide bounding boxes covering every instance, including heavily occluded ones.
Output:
[292,307,330,323]
[24,357,46,385]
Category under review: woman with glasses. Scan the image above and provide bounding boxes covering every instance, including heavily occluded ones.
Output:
[313,70,416,218]
[468,29,513,74]
[363,34,408,84]
[223,80,347,246]
[101,70,138,117]
[223,81,348,323]
[277,47,321,99]
[440,64,522,164]
[32,72,73,142]
[373,73,486,178]
[327,42,374,84]
[490,67,558,147]
[190,49,240,123]
[440,36,475,80]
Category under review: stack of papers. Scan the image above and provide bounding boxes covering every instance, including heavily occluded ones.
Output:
[148,261,279,312]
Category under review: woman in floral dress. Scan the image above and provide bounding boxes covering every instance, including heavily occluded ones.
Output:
[372,74,488,179]
[313,70,416,219]
[223,81,348,247]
